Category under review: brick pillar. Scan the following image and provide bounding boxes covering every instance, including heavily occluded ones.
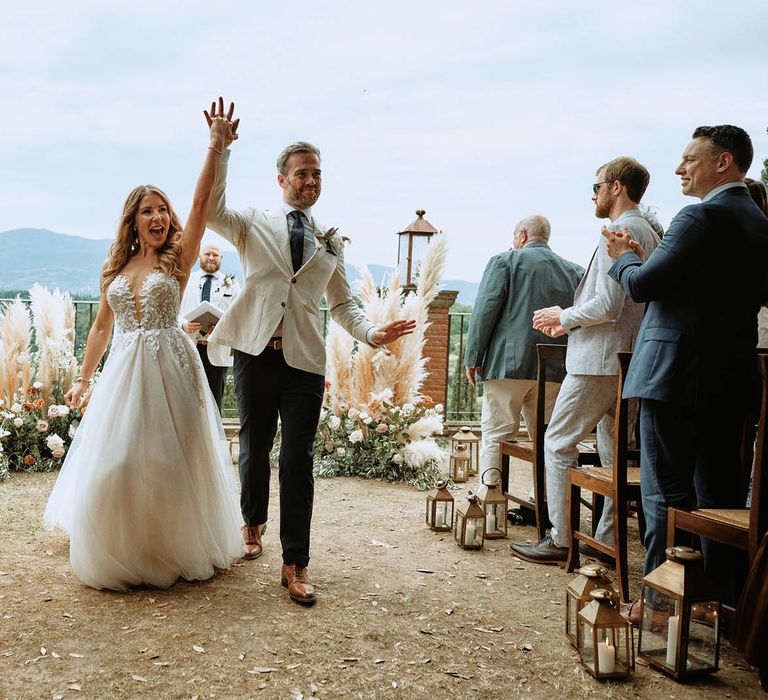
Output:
[421,289,458,406]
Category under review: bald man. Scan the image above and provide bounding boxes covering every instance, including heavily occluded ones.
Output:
[179,243,242,410]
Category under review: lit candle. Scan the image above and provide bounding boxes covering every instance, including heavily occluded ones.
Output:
[456,469,464,481]
[486,506,497,533]
[464,520,476,545]
[597,636,616,674]
[666,615,679,667]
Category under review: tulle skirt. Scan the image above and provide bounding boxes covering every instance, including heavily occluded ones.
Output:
[44,329,244,591]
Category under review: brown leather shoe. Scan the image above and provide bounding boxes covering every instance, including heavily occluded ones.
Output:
[620,599,642,627]
[242,522,267,560]
[280,564,316,606]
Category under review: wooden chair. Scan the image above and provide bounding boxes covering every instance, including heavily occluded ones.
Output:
[565,351,642,603]
[500,344,600,540]
[666,352,768,564]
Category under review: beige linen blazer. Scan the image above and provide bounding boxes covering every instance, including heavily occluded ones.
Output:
[205,150,375,376]
[560,209,660,376]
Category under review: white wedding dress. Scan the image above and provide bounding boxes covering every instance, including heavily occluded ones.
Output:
[44,271,244,590]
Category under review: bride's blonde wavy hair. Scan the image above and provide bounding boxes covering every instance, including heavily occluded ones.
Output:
[101,185,185,292]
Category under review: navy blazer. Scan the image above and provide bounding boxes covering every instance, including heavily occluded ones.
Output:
[608,186,768,408]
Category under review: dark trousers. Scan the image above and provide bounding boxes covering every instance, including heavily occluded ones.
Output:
[234,347,324,568]
[196,342,228,412]
[640,398,750,605]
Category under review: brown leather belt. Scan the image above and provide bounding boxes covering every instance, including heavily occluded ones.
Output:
[266,337,283,350]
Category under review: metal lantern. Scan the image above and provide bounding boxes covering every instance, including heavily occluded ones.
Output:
[565,564,616,648]
[637,546,721,680]
[578,589,634,680]
[426,479,454,531]
[449,444,470,483]
[451,426,480,477]
[454,493,485,550]
[396,209,438,288]
[475,467,508,539]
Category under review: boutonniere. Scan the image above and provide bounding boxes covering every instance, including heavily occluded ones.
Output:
[315,227,339,256]
[222,273,236,288]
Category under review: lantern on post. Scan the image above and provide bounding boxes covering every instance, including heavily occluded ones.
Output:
[449,444,470,483]
[425,479,454,531]
[637,546,721,680]
[454,493,485,549]
[565,563,616,648]
[396,209,438,289]
[578,589,634,680]
[451,426,480,477]
[475,467,508,539]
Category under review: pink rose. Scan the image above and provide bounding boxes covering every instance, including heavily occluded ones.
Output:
[36,420,49,433]
[375,423,388,434]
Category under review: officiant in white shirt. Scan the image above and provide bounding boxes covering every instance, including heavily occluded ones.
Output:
[179,242,241,410]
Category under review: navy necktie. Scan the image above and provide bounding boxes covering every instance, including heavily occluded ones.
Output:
[201,274,214,302]
[290,211,305,273]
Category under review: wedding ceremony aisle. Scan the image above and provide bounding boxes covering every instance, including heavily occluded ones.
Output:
[0,467,762,699]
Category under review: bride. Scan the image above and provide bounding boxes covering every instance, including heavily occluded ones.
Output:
[44,99,244,591]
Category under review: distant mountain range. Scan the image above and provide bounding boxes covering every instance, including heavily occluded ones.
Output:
[0,228,478,306]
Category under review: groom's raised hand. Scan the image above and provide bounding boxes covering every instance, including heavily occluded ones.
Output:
[372,319,417,346]
[204,96,240,149]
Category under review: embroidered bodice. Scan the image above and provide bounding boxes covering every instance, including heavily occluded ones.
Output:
[107,271,181,333]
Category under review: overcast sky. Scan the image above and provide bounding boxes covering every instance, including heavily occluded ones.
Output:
[1,0,767,281]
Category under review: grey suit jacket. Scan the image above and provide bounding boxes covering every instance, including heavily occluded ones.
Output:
[561,209,660,376]
[464,242,583,381]
[205,150,375,376]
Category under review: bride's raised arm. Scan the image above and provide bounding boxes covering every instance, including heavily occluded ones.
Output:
[178,97,240,275]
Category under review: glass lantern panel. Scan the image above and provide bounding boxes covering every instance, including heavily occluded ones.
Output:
[435,501,451,529]
[398,235,410,285]
[565,593,578,644]
[580,622,596,673]
[686,601,719,672]
[426,495,434,525]
[454,513,465,543]
[639,591,677,669]
[465,517,484,547]
[410,235,430,281]
[593,626,628,675]
[484,504,499,534]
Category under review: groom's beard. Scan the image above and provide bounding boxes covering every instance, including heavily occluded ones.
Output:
[201,261,220,273]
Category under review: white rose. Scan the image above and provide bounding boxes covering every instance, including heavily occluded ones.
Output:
[336,447,346,457]
[13,417,23,428]
[435,403,444,413]
[36,420,49,432]
[349,429,364,444]
[362,416,373,425]
[358,412,370,422]
[11,404,21,413]
[0,429,9,439]
[48,405,60,418]
[392,453,404,465]
[33,381,43,389]
[46,433,65,451]
[403,403,415,415]
[58,404,70,416]
[319,408,327,420]
[328,415,341,430]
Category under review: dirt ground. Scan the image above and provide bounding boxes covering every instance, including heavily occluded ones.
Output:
[0,460,764,700]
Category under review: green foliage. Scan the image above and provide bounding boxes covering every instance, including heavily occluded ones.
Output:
[314,397,447,490]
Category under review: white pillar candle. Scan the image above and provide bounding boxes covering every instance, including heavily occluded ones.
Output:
[597,637,616,674]
[456,469,464,481]
[486,509,496,534]
[464,520,476,545]
[666,615,679,667]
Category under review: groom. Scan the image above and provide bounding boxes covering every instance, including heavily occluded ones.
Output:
[204,99,413,606]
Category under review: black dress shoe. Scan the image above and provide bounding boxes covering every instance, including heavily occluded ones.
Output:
[578,542,615,568]
[510,535,567,565]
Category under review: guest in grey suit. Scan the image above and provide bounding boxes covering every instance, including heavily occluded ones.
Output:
[511,157,660,564]
[605,126,768,607]
[464,215,583,486]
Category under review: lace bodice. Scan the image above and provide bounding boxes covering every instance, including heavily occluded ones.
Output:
[107,271,181,332]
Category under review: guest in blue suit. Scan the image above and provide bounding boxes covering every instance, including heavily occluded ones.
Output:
[604,125,768,609]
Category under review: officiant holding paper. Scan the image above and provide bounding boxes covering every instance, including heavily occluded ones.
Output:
[180,242,241,410]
